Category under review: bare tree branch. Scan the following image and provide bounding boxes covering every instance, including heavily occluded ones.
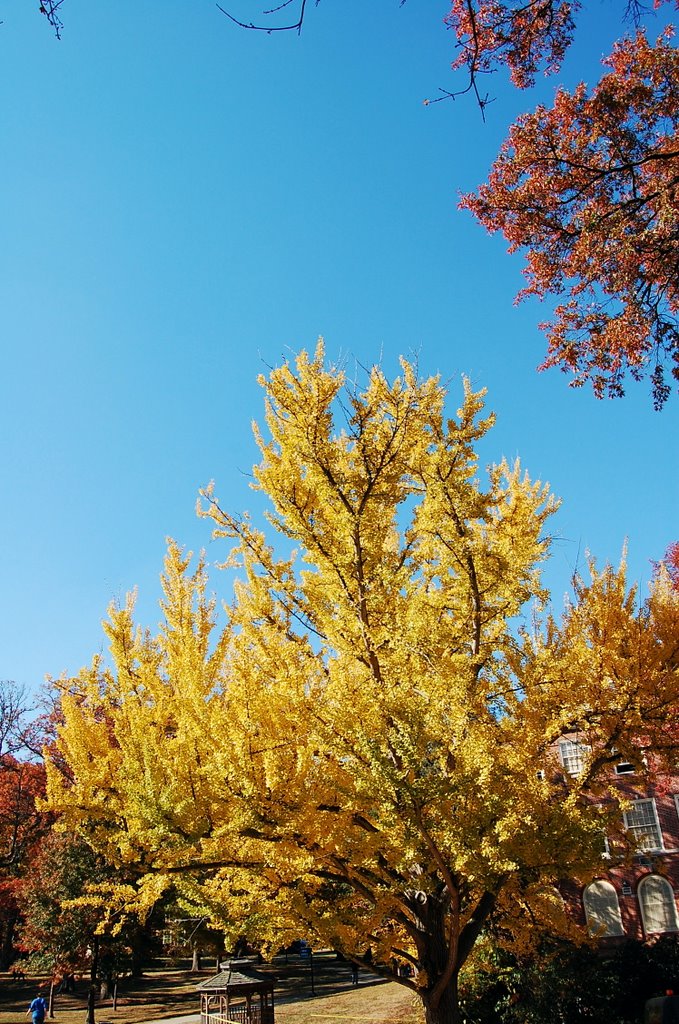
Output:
[216,0,312,35]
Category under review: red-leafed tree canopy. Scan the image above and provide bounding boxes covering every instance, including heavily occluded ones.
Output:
[0,757,46,871]
[0,681,51,969]
[440,1,678,408]
[459,27,678,409]
[660,541,679,590]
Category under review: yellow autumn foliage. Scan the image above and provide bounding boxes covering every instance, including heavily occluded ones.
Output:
[45,344,679,1024]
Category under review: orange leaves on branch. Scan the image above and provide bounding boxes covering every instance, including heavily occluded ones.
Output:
[0,757,46,870]
[446,0,580,92]
[459,30,679,407]
[444,1,676,94]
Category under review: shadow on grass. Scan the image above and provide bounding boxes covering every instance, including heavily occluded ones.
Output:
[1,955,393,1021]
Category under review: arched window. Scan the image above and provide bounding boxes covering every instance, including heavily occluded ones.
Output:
[583,880,625,937]
[638,875,679,935]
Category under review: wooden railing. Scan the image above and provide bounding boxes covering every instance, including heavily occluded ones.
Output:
[202,1008,274,1024]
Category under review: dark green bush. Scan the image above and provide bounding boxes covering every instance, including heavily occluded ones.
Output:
[461,937,679,1024]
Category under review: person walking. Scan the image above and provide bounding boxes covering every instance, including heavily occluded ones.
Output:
[26,994,48,1024]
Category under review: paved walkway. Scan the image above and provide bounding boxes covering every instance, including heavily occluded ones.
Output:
[144,1015,199,1024]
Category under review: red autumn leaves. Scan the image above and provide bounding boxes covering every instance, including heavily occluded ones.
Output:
[448,3,678,407]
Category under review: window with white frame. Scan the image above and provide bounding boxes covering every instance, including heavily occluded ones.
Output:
[558,738,591,776]
[637,875,679,934]
[623,798,663,852]
[583,880,625,937]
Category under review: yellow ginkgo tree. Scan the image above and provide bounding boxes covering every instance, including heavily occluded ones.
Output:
[46,345,679,1024]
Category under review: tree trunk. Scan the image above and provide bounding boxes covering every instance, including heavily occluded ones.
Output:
[421,975,461,1024]
[86,987,96,1024]
[407,882,498,1024]
[86,934,99,1024]
[409,890,464,1024]
[191,944,202,973]
[0,910,18,969]
[48,979,55,1019]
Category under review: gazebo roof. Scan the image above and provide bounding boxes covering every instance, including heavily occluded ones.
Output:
[196,960,274,993]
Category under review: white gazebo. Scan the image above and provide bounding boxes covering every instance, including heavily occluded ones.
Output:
[197,960,276,1024]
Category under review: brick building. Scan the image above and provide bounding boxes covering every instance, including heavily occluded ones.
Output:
[556,738,679,942]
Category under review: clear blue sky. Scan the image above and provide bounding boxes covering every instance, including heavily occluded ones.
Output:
[1,1,677,691]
